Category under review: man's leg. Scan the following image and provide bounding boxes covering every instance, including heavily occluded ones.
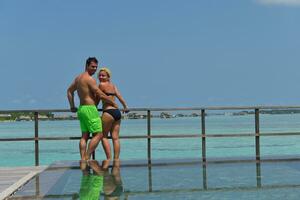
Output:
[85,132,103,160]
[80,133,89,160]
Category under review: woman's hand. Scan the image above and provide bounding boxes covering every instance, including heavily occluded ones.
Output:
[122,107,129,114]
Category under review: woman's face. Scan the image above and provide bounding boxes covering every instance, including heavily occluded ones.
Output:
[99,70,109,82]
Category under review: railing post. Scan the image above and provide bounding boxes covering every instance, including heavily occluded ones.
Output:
[147,110,153,191]
[35,176,40,197]
[148,162,153,192]
[255,109,260,161]
[202,163,207,190]
[256,161,262,188]
[201,109,206,162]
[147,110,151,162]
[34,112,39,166]
[255,108,262,187]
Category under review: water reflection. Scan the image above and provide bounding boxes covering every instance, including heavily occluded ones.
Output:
[79,160,123,200]
[9,159,300,200]
[103,160,124,200]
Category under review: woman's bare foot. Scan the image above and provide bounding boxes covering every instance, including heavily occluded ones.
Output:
[113,159,120,167]
[102,159,110,169]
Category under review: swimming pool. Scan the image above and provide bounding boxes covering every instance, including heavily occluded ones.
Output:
[8,158,300,200]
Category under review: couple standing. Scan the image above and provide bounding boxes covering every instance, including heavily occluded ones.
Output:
[67,57,128,161]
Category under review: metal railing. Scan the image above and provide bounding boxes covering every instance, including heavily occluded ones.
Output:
[1,106,300,166]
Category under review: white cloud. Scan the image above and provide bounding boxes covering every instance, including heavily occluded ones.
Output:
[256,0,300,6]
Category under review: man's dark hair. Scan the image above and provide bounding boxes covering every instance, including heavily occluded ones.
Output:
[85,57,98,67]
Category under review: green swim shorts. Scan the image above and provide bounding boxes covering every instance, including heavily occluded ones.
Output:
[79,174,103,200]
[77,105,102,134]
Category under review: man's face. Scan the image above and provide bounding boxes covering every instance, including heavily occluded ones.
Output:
[87,61,98,75]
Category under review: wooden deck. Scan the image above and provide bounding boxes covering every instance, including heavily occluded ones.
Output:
[0,166,47,200]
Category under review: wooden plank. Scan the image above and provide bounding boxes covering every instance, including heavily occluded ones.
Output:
[0,166,47,200]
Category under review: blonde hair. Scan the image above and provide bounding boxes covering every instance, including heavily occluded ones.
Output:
[98,67,112,78]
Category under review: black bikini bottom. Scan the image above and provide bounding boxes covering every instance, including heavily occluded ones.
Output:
[103,109,122,121]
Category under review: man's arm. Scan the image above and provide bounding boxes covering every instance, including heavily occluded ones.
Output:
[67,80,77,112]
[94,84,103,107]
[88,78,118,108]
[94,93,101,107]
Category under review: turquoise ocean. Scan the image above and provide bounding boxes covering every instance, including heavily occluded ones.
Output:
[1,113,300,167]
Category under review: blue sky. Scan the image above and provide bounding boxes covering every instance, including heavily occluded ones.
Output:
[1,0,300,109]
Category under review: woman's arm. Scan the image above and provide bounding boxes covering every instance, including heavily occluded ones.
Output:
[114,85,129,113]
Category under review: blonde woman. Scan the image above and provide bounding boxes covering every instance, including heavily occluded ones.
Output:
[97,67,128,161]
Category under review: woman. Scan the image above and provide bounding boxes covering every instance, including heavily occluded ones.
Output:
[97,67,128,161]
[103,159,124,200]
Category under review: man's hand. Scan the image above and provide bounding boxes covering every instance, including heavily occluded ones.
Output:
[70,107,78,113]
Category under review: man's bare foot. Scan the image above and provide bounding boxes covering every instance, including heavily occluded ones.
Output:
[84,154,90,161]
[88,160,98,168]
[79,160,87,170]
[89,160,103,174]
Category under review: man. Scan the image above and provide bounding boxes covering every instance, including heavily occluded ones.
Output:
[67,57,117,160]
[79,160,108,200]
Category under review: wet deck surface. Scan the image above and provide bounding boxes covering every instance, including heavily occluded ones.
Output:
[5,159,300,200]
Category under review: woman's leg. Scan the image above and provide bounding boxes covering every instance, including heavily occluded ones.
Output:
[101,112,114,160]
[85,132,103,160]
[111,120,121,160]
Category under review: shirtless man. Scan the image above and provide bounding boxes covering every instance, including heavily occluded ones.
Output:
[67,57,117,161]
